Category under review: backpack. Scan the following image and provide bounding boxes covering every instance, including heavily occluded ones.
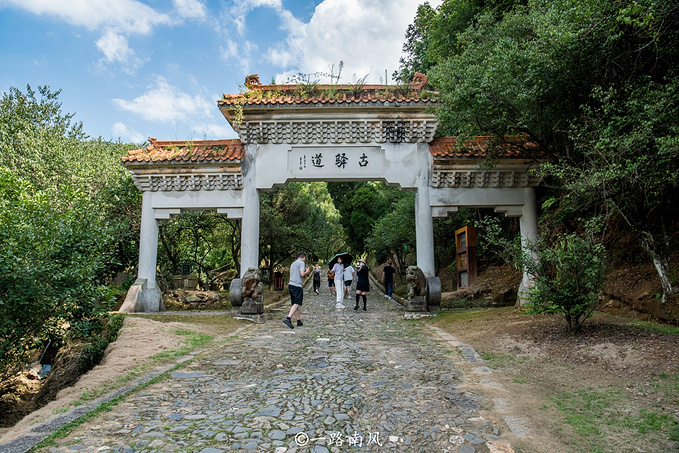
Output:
[327,269,335,279]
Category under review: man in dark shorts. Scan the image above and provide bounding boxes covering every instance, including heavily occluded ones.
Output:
[382,260,395,299]
[284,252,310,329]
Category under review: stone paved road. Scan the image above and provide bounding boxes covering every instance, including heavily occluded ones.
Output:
[36,287,516,453]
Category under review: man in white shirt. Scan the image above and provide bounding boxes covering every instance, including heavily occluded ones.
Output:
[283,252,310,329]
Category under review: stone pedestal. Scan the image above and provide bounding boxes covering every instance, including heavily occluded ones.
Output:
[230,278,243,307]
[425,276,441,313]
[407,298,426,312]
[241,297,264,314]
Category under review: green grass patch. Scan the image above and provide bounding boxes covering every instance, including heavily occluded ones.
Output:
[552,385,679,451]
[32,371,172,450]
[479,351,528,368]
[633,320,679,336]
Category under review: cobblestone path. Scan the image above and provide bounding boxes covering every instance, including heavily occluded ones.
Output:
[37,287,516,453]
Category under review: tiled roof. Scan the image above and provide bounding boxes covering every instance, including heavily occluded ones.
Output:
[429,136,541,159]
[122,138,244,164]
[219,73,438,107]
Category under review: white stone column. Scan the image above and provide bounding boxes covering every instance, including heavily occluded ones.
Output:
[240,145,260,276]
[415,143,435,278]
[135,191,163,311]
[518,186,539,303]
[138,191,159,289]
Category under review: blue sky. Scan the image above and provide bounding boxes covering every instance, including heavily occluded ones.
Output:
[0,0,439,144]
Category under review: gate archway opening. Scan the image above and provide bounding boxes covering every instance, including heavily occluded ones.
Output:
[119,74,540,313]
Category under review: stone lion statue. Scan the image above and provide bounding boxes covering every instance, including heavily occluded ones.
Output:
[241,267,263,300]
[406,265,427,301]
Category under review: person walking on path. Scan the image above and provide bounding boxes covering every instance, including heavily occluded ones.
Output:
[355,258,370,310]
[283,252,310,329]
[382,260,395,299]
[331,257,345,309]
[343,263,355,300]
[327,269,336,296]
[312,264,322,295]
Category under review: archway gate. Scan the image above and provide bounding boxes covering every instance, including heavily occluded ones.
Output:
[120,75,540,313]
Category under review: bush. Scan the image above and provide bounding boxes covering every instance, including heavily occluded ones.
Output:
[523,232,606,333]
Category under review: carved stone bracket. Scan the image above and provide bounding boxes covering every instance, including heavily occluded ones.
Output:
[237,119,438,145]
[132,173,243,192]
[431,170,541,188]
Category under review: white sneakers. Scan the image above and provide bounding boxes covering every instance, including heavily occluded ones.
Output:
[336,303,346,309]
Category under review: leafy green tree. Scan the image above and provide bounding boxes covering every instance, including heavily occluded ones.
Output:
[395,0,525,84]
[400,0,679,300]
[0,169,115,379]
[327,182,388,253]
[158,211,240,289]
[366,194,416,275]
[0,85,140,379]
[260,182,344,287]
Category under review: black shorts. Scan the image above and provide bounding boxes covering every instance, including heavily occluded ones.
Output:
[328,279,334,287]
[344,280,352,287]
[289,285,303,306]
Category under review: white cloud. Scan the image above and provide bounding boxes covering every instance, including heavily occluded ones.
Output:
[112,122,146,143]
[96,30,133,64]
[220,39,258,75]
[173,0,207,20]
[2,0,171,34]
[112,76,214,123]
[1,0,171,67]
[190,123,238,140]
[229,0,283,36]
[269,0,442,84]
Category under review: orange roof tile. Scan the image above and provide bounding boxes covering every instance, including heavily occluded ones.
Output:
[429,136,541,159]
[122,138,244,164]
[219,73,438,107]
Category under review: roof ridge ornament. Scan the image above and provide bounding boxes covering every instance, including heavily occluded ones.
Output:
[411,72,428,91]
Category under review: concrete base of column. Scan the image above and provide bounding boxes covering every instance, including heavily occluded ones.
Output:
[119,279,164,313]
[517,279,534,306]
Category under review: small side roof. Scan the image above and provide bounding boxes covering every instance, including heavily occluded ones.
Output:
[122,138,244,165]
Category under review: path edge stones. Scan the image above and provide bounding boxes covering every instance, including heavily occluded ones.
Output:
[0,324,254,453]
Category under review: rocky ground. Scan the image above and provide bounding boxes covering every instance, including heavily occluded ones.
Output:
[1,286,522,453]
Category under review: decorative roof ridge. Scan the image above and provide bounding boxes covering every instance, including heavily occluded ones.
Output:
[430,135,543,159]
[122,137,244,164]
[219,72,439,107]
[148,137,243,147]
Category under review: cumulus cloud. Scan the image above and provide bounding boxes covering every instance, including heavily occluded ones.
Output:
[112,122,146,143]
[220,39,258,75]
[2,0,171,34]
[269,0,441,84]
[2,0,171,67]
[112,76,214,123]
[173,0,207,20]
[96,30,134,64]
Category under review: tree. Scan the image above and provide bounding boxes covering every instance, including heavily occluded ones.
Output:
[0,169,115,378]
[400,0,679,301]
[366,194,416,276]
[260,182,343,288]
[158,211,240,289]
[0,85,140,379]
[327,182,388,253]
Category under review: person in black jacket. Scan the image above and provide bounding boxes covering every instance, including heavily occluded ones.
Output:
[355,258,370,311]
